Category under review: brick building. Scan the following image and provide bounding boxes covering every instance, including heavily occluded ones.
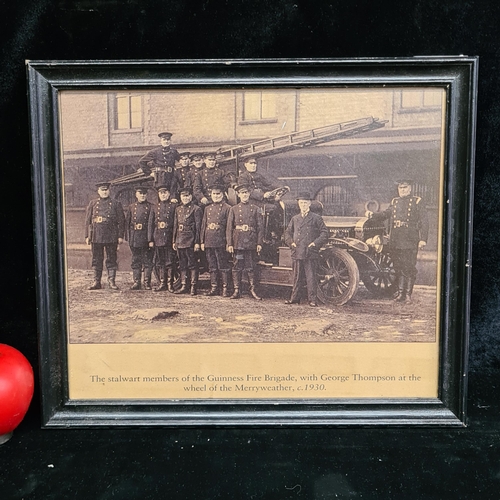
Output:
[60,87,443,281]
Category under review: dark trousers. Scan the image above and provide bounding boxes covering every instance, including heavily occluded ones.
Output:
[290,258,318,303]
[233,250,257,272]
[177,247,198,271]
[155,246,175,268]
[391,247,418,279]
[206,247,231,272]
[130,246,153,271]
[91,243,118,271]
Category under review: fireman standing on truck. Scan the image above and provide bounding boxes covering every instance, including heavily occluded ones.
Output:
[138,132,180,196]
[284,192,329,307]
[193,152,228,207]
[85,181,125,291]
[366,180,429,304]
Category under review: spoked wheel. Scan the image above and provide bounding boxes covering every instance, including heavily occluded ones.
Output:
[361,251,397,298]
[317,248,360,306]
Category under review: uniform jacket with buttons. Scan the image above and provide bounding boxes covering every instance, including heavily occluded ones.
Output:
[125,201,153,248]
[226,202,264,250]
[193,167,228,202]
[138,146,180,192]
[173,202,203,249]
[85,197,125,244]
[372,195,429,250]
[237,170,278,202]
[174,166,196,197]
[148,200,176,247]
[284,211,329,260]
[200,201,231,248]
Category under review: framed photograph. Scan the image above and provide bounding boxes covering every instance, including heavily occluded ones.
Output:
[28,58,477,427]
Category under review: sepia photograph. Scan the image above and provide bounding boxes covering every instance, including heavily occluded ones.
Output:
[62,87,443,347]
[28,58,475,424]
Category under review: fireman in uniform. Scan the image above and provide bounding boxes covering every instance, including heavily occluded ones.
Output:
[367,180,429,303]
[193,153,228,207]
[125,186,154,290]
[148,185,176,292]
[173,187,203,295]
[284,192,329,307]
[200,183,232,297]
[237,156,285,205]
[237,156,289,264]
[226,184,264,300]
[85,181,125,290]
[173,151,193,200]
[138,132,180,196]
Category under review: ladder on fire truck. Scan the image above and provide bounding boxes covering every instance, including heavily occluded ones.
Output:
[110,116,387,186]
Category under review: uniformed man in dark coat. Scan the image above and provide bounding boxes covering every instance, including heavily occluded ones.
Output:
[284,192,329,307]
[237,156,284,204]
[200,183,232,297]
[367,180,429,303]
[173,187,203,295]
[193,153,228,207]
[125,186,154,290]
[85,181,125,290]
[173,152,193,200]
[148,185,176,292]
[138,132,180,196]
[226,184,264,300]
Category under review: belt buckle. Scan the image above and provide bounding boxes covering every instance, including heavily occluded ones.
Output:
[135,223,143,230]
[159,222,166,229]
[179,224,184,231]
[242,224,249,231]
[96,216,103,223]
[394,220,401,228]
[208,223,217,230]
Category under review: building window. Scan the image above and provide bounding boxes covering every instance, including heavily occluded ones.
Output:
[114,94,142,130]
[400,89,442,109]
[243,92,277,121]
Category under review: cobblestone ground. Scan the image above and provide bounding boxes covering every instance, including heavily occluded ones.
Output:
[67,268,438,344]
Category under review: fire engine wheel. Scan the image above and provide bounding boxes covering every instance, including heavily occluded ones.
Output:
[361,251,397,297]
[317,248,360,306]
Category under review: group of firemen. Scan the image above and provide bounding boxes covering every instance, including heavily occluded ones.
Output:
[85,132,429,306]
[85,131,291,302]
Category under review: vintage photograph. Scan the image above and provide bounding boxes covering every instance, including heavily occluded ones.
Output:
[61,87,444,346]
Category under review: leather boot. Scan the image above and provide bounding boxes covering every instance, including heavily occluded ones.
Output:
[404,276,416,304]
[393,274,404,301]
[130,269,142,290]
[166,268,175,293]
[174,271,188,294]
[221,271,231,297]
[395,275,407,302]
[107,269,119,290]
[247,270,262,300]
[144,267,152,290]
[154,267,167,292]
[88,267,102,290]
[230,270,241,299]
[207,271,219,296]
[190,269,199,296]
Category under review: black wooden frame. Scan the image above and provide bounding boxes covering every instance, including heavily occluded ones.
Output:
[27,58,477,427]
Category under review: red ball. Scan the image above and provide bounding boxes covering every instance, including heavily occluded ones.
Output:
[0,344,34,436]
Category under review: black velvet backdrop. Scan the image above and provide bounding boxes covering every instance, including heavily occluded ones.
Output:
[1,1,499,498]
